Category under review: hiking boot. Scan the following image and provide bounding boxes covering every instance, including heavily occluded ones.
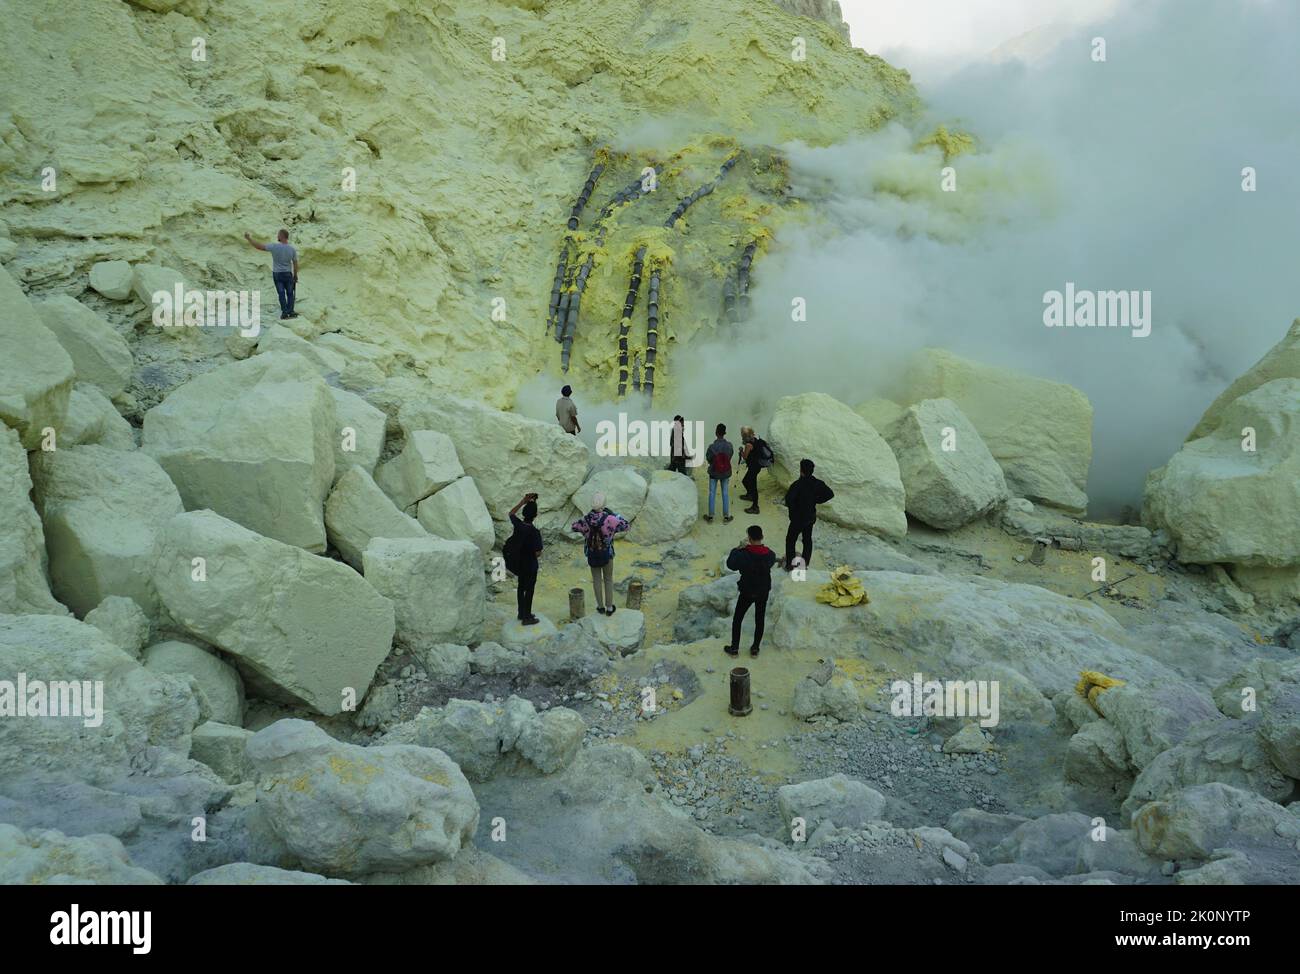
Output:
[723,645,739,657]
[522,616,540,626]
[703,514,714,523]
[723,515,734,523]
[606,605,616,615]
[749,646,760,657]
[744,505,760,514]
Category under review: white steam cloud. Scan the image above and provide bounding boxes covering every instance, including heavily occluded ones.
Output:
[524,0,1300,517]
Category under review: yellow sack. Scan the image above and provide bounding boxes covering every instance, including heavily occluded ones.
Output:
[1075,670,1126,713]
[815,566,869,607]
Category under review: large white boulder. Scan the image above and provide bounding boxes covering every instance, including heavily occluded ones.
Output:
[416,476,495,553]
[60,384,136,450]
[1191,318,1300,439]
[88,259,135,301]
[142,639,245,726]
[1133,782,1300,861]
[0,266,74,448]
[30,444,183,617]
[256,324,346,375]
[632,470,698,544]
[189,721,255,784]
[903,348,1093,514]
[324,466,427,570]
[0,613,199,786]
[362,536,484,648]
[328,386,386,483]
[883,398,1008,529]
[143,353,336,552]
[34,295,133,400]
[151,510,395,716]
[570,467,649,522]
[396,393,589,521]
[246,718,479,875]
[0,425,64,615]
[1144,379,1300,567]
[375,429,463,511]
[767,392,906,538]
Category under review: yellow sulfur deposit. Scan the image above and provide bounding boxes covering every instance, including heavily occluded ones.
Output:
[815,565,869,607]
[1075,670,1127,712]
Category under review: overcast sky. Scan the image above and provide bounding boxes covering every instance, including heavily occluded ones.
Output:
[837,0,1121,79]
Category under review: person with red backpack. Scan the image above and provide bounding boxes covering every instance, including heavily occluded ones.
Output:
[724,524,777,657]
[704,423,734,523]
[571,492,630,616]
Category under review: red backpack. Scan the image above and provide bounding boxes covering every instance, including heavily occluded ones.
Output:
[710,447,732,478]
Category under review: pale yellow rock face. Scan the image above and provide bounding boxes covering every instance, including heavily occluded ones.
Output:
[0,268,74,449]
[903,348,1093,515]
[0,0,916,407]
[35,295,134,399]
[1190,318,1300,440]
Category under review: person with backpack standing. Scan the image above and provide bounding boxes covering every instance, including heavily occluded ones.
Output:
[704,423,734,523]
[724,524,777,658]
[505,492,543,625]
[571,492,630,616]
[738,426,774,514]
[783,458,834,572]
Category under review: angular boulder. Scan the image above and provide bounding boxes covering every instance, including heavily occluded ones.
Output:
[328,386,386,482]
[151,510,395,716]
[35,295,133,399]
[577,608,645,655]
[324,466,427,570]
[632,469,698,544]
[246,718,478,875]
[884,397,1008,529]
[1190,317,1300,439]
[374,429,463,511]
[0,266,74,448]
[60,384,136,450]
[0,425,64,615]
[190,721,255,785]
[416,476,495,553]
[362,536,484,648]
[143,353,336,552]
[767,392,906,538]
[396,393,589,520]
[142,639,245,726]
[30,444,183,617]
[903,348,1092,514]
[1144,379,1300,567]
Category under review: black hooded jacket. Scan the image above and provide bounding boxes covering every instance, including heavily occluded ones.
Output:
[784,474,834,525]
[726,544,777,596]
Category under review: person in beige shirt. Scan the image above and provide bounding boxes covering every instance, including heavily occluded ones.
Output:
[556,385,580,434]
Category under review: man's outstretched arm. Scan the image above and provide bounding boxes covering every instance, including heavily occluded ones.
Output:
[243,232,267,251]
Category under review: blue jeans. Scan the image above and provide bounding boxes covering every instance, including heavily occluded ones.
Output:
[709,476,730,517]
[272,271,296,316]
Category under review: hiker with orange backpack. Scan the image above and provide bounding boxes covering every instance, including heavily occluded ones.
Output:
[704,423,734,523]
[571,492,630,616]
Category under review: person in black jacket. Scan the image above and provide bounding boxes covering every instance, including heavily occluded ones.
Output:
[507,493,543,625]
[724,525,777,657]
[783,458,834,572]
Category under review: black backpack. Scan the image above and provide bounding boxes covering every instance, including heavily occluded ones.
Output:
[584,513,614,567]
[502,530,525,576]
[754,438,774,468]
